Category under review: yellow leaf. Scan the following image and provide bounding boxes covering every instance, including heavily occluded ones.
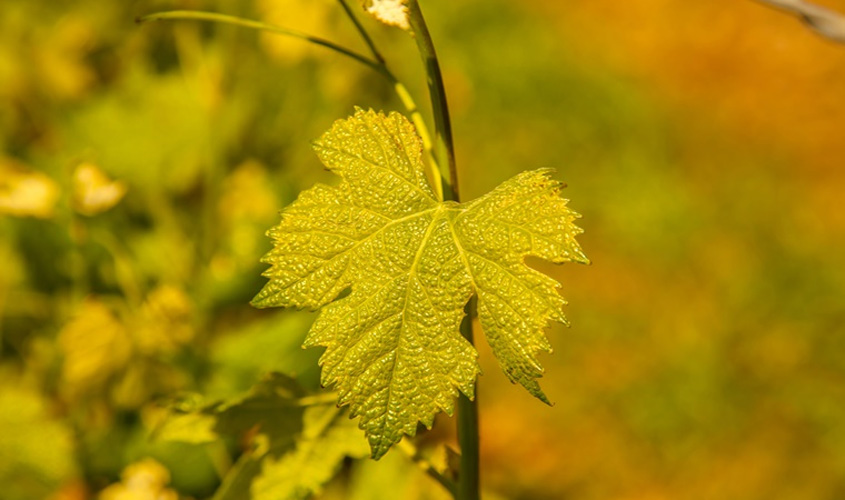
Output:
[133,285,194,355]
[72,162,127,216]
[251,406,369,500]
[0,385,77,498]
[218,160,278,224]
[0,158,60,219]
[58,300,132,396]
[98,458,178,500]
[254,109,587,458]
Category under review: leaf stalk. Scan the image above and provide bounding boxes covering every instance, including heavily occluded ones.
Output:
[406,0,459,202]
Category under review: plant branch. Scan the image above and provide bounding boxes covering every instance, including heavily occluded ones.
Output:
[754,0,845,43]
[137,11,386,73]
[337,0,386,63]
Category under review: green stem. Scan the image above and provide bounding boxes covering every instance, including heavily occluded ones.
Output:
[456,300,480,500]
[336,0,385,63]
[137,11,384,74]
[406,3,478,499]
[406,0,458,202]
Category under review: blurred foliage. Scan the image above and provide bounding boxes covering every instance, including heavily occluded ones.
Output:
[1,0,844,499]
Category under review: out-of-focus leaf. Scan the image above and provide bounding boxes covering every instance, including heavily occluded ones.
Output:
[257,0,337,63]
[58,299,132,397]
[64,70,214,194]
[153,373,306,448]
[0,384,77,500]
[133,285,194,355]
[59,289,195,407]
[98,458,178,500]
[0,158,60,219]
[33,15,97,100]
[152,373,365,500]
[212,452,263,500]
[129,229,195,287]
[218,160,278,227]
[214,373,306,447]
[206,312,319,399]
[251,406,369,500]
[0,240,25,289]
[253,109,588,457]
[208,159,281,288]
[72,162,127,216]
[347,446,451,500]
[152,411,218,445]
[214,407,367,500]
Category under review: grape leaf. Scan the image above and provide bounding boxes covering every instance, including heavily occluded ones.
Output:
[153,372,305,452]
[152,373,365,500]
[253,108,588,458]
[251,406,369,500]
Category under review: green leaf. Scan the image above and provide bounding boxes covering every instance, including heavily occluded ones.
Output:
[153,373,305,451]
[153,374,366,500]
[213,407,367,500]
[214,373,306,451]
[251,406,369,500]
[0,385,77,500]
[152,411,218,444]
[253,108,588,458]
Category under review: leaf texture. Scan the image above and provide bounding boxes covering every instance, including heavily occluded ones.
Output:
[253,108,588,458]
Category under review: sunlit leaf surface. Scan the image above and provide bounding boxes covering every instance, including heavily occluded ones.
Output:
[254,109,587,457]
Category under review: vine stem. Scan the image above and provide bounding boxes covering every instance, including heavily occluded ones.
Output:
[406,2,479,500]
[335,0,385,64]
[137,11,380,71]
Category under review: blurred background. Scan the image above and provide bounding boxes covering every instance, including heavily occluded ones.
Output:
[1,0,844,498]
